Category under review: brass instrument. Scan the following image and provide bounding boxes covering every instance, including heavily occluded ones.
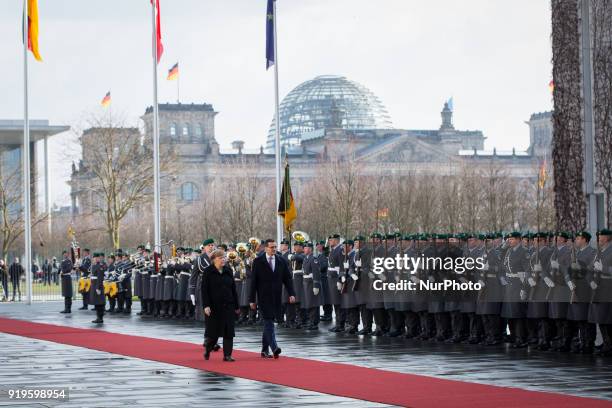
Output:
[236,242,248,255]
[249,237,260,249]
[292,231,310,244]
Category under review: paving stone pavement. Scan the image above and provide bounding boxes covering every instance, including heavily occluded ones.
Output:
[1,302,612,406]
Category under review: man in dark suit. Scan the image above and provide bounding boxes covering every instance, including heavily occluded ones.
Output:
[250,239,296,359]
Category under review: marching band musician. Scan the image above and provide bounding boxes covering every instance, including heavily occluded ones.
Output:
[141,248,155,316]
[89,252,107,324]
[59,250,73,314]
[117,251,134,314]
[133,245,146,315]
[228,248,246,324]
[279,239,291,327]
[78,248,92,310]
[105,254,117,313]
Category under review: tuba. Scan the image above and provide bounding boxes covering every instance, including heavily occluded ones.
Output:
[292,231,310,244]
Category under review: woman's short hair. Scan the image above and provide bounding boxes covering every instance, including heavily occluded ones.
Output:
[210,249,225,261]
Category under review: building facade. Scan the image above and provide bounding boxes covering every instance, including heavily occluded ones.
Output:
[70,75,553,226]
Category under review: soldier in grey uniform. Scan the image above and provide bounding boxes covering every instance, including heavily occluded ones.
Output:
[476,234,503,345]
[427,234,451,341]
[327,234,346,332]
[354,236,374,335]
[287,241,306,328]
[174,249,192,319]
[279,239,291,326]
[141,249,154,316]
[117,252,133,314]
[302,242,322,330]
[162,257,177,318]
[547,232,572,351]
[89,252,107,324]
[316,241,332,322]
[500,231,531,348]
[133,246,144,311]
[384,233,403,337]
[59,250,73,314]
[396,235,417,338]
[526,232,554,350]
[588,229,612,356]
[190,239,214,323]
[413,235,435,340]
[567,231,597,353]
[461,234,485,344]
[369,233,389,336]
[340,240,360,334]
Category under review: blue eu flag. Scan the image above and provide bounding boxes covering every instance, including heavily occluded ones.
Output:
[266,0,275,70]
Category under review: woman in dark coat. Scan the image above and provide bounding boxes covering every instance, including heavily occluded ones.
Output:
[202,249,240,361]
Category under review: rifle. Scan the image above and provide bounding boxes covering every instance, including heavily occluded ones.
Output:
[545,236,558,301]
[477,237,489,303]
[351,242,362,292]
[569,235,577,304]
[590,239,602,304]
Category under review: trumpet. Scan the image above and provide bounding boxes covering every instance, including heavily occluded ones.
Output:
[236,242,249,255]
[249,237,260,249]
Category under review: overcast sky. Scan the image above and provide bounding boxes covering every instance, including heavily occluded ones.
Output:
[0,0,553,207]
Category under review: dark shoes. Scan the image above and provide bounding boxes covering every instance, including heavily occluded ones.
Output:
[223,356,235,362]
[204,351,210,360]
[213,344,221,352]
[273,347,282,359]
[91,319,103,324]
[306,325,319,330]
[261,351,273,358]
[357,328,372,335]
[59,310,70,314]
[78,306,88,310]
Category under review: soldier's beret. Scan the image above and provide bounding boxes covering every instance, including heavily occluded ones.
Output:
[509,232,522,238]
[403,235,412,241]
[194,249,202,254]
[93,252,104,257]
[598,229,612,237]
[137,244,145,250]
[116,248,123,254]
[318,240,325,246]
[575,231,591,241]
[280,239,290,245]
[219,244,228,251]
[293,241,304,247]
[62,250,68,255]
[465,233,476,239]
[369,232,383,239]
[304,242,314,248]
[394,232,402,238]
[108,254,115,260]
[556,231,571,239]
[330,233,341,239]
[521,232,530,239]
[345,240,354,246]
[385,233,395,240]
[534,232,547,238]
[353,235,365,242]
[83,248,91,252]
[202,238,214,246]
[477,233,487,240]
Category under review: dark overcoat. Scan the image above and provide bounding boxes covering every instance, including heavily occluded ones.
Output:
[201,264,239,338]
[249,253,295,320]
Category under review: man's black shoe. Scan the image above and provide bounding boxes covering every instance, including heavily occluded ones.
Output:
[261,351,273,358]
[357,328,372,335]
[91,319,103,324]
[273,347,282,359]
[204,351,210,360]
[78,306,87,310]
[213,344,221,352]
[223,356,235,362]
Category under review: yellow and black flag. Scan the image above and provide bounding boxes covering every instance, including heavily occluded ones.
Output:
[277,159,297,232]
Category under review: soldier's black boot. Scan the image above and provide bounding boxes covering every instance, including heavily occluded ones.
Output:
[137,299,146,316]
[124,297,132,314]
[60,297,71,313]
[92,305,104,324]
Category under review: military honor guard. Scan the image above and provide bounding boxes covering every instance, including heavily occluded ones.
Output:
[78,249,92,310]
[89,252,107,324]
[588,229,612,356]
[302,242,322,330]
[59,250,73,314]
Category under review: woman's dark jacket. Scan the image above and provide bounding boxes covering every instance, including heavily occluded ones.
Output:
[201,264,239,338]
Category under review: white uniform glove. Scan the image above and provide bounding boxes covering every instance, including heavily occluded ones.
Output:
[520,289,527,301]
[410,275,420,284]
[428,276,435,283]
[527,277,536,287]
[343,261,349,269]
[478,279,485,287]
[567,280,576,291]
[499,276,508,286]
[313,287,319,296]
[550,260,559,269]
[482,263,489,271]
[355,259,362,267]
[96,289,101,295]
[571,262,580,271]
[380,273,387,282]
[340,275,346,283]
[190,294,196,306]
[288,254,294,261]
[543,277,555,288]
[533,263,542,272]
[368,272,375,279]
[590,281,598,290]
[350,273,358,280]
[594,260,603,272]
[336,282,343,291]
[459,277,468,284]
[517,271,526,280]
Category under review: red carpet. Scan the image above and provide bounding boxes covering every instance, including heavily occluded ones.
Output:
[0,317,610,408]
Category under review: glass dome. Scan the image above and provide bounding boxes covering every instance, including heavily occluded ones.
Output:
[266,75,393,152]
